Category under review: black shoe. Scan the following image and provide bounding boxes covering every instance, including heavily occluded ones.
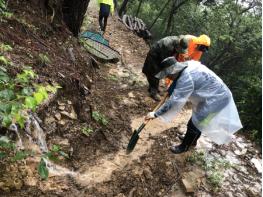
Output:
[170,126,201,154]
[150,93,161,101]
[149,88,161,101]
[170,144,188,154]
[178,134,197,147]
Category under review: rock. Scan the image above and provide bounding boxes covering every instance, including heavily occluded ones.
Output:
[182,178,194,193]
[24,176,37,187]
[58,139,69,147]
[250,158,262,173]
[67,100,72,105]
[128,92,135,98]
[245,184,261,197]
[115,194,126,197]
[58,105,66,111]
[181,170,204,193]
[44,116,56,125]
[58,120,66,125]
[13,178,23,190]
[54,113,61,120]
[234,148,247,155]
[143,168,153,180]
[225,191,234,197]
[86,75,93,83]
[61,110,77,120]
[128,187,136,197]
[57,101,65,106]
[235,140,246,149]
[0,181,5,188]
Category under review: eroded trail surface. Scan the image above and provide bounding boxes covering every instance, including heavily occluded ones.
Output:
[1,0,261,197]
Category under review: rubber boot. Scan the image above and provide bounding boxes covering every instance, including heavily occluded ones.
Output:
[149,88,161,101]
[178,132,201,147]
[170,128,201,154]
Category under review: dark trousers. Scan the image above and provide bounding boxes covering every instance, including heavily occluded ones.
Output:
[145,74,159,94]
[99,3,110,32]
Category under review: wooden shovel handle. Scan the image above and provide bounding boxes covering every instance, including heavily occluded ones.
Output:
[144,92,169,125]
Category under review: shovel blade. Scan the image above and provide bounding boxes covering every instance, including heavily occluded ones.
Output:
[126,130,139,153]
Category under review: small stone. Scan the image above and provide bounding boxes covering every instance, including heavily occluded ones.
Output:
[234,148,247,156]
[225,191,234,197]
[182,178,194,193]
[67,100,72,105]
[250,158,262,173]
[143,168,153,180]
[54,113,61,120]
[58,120,66,125]
[61,110,77,120]
[58,105,66,110]
[44,116,55,125]
[13,178,23,190]
[57,101,65,106]
[128,92,135,98]
[24,177,37,186]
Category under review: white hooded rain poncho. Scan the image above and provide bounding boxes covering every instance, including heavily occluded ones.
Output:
[155,59,242,145]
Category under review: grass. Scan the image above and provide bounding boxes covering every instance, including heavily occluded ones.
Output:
[186,150,233,191]
[82,126,93,136]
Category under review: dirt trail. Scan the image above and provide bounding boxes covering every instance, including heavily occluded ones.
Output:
[75,112,190,187]
[1,1,261,196]
[73,0,192,187]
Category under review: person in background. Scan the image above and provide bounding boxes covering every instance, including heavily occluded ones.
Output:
[145,58,242,154]
[176,34,211,62]
[98,0,114,34]
[142,35,189,101]
[165,34,211,86]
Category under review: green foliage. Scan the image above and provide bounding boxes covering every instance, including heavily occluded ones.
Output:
[0,55,11,65]
[207,171,224,189]
[11,150,31,161]
[0,43,12,53]
[43,144,69,162]
[0,137,15,150]
[38,53,51,66]
[186,150,206,167]
[0,66,59,128]
[37,144,69,179]
[38,158,48,180]
[0,0,13,19]
[127,0,262,143]
[0,136,31,162]
[187,150,232,190]
[108,74,118,81]
[92,111,109,126]
[82,126,93,136]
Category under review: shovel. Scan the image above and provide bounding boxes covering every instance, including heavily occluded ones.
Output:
[126,93,168,153]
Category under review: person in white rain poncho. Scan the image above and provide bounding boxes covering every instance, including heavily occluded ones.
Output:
[145,58,242,154]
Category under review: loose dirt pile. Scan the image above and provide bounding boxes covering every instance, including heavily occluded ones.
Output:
[0,0,261,197]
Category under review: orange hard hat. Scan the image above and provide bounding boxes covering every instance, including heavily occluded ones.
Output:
[193,34,211,47]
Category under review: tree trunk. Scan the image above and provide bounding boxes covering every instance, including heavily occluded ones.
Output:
[113,0,119,16]
[164,0,175,35]
[164,0,189,35]
[148,0,170,31]
[118,0,130,17]
[62,0,90,37]
[135,0,143,17]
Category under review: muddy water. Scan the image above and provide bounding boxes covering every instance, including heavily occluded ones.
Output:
[75,110,191,187]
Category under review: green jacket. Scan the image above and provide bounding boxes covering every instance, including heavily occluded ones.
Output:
[143,36,182,75]
[98,0,114,13]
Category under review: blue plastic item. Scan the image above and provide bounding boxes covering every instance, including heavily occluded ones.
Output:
[81,31,109,46]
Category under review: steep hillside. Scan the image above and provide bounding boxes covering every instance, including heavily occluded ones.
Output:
[0,0,261,197]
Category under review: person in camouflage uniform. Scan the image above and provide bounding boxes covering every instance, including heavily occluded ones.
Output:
[142,35,188,101]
